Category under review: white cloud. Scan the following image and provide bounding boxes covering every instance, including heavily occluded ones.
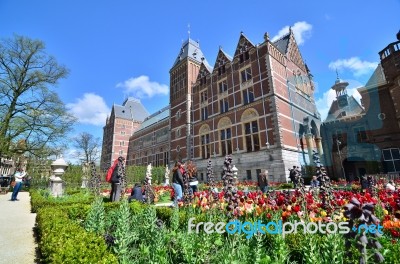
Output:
[315,79,363,121]
[271,21,313,45]
[328,57,378,77]
[116,75,169,98]
[67,93,110,126]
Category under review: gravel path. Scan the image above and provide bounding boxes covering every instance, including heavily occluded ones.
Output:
[0,191,37,264]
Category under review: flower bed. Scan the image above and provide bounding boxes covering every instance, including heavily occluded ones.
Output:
[32,182,400,263]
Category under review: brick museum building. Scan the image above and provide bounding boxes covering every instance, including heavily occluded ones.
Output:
[321,31,400,180]
[101,28,323,182]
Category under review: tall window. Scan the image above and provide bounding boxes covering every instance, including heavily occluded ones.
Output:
[219,81,228,93]
[201,134,211,159]
[240,51,250,63]
[244,121,260,152]
[200,75,207,86]
[164,151,169,165]
[220,128,232,156]
[201,107,208,120]
[243,88,254,105]
[219,99,229,114]
[334,130,343,141]
[246,169,252,180]
[241,68,252,83]
[382,148,400,172]
[200,91,208,103]
[354,127,367,143]
[218,65,226,75]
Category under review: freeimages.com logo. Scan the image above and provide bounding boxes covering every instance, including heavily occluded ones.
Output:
[187,218,383,239]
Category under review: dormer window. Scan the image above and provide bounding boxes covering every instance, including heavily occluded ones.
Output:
[200,75,207,86]
[218,65,226,75]
[239,51,250,63]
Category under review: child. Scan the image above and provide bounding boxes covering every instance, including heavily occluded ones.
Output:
[311,175,319,188]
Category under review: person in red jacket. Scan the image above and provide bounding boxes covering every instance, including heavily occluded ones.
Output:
[109,156,125,202]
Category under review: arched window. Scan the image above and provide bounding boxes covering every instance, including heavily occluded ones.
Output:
[241,109,260,152]
[199,124,211,159]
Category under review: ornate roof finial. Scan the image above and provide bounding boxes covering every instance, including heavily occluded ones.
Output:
[289,26,293,34]
[336,68,339,80]
[264,32,269,41]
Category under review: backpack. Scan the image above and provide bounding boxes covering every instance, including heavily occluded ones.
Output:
[106,160,119,183]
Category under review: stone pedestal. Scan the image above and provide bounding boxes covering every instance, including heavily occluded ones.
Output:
[50,176,63,197]
[49,157,68,197]
[81,177,88,188]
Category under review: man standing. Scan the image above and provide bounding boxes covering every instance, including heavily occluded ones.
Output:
[258,170,269,193]
[289,166,297,188]
[11,168,26,201]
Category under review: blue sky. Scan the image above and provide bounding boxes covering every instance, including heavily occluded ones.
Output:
[1,0,399,161]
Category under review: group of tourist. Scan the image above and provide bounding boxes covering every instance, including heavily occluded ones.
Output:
[106,157,200,205]
[106,156,398,205]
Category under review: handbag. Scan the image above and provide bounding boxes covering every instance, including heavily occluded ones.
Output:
[10,181,16,187]
[189,181,198,186]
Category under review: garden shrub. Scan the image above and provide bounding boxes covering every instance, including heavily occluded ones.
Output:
[30,189,94,213]
[36,207,117,264]
[276,183,294,189]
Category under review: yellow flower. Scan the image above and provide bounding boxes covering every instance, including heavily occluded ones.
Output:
[320,211,327,217]
[383,209,388,215]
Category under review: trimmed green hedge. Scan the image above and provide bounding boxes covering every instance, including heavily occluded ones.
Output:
[30,189,95,213]
[36,207,118,264]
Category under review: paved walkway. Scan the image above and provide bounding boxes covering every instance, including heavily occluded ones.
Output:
[0,191,36,264]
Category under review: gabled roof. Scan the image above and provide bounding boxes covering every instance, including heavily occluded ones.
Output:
[212,47,232,73]
[220,48,233,61]
[273,33,290,54]
[325,95,364,122]
[113,97,149,122]
[233,32,255,57]
[171,38,211,69]
[136,105,170,131]
[364,64,387,89]
[195,62,212,84]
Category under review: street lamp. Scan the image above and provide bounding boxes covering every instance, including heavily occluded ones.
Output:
[336,139,346,180]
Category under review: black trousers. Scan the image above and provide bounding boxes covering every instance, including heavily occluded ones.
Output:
[110,183,122,202]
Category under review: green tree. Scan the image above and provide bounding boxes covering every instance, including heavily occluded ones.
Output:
[0,34,76,157]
